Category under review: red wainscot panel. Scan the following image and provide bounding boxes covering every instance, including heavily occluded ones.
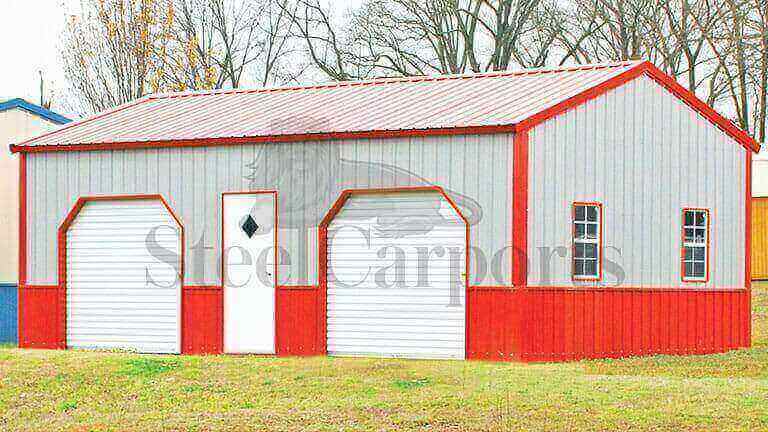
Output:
[466,287,751,362]
[466,287,522,361]
[515,288,751,362]
[182,286,223,354]
[18,285,64,349]
[275,286,322,356]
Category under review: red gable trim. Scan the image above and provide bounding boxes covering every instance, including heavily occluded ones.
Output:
[9,61,759,154]
[517,61,760,153]
[645,62,759,153]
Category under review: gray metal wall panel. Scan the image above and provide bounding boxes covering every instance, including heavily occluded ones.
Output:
[528,75,746,288]
[26,133,513,286]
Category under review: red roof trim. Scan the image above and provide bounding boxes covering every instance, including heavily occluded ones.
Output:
[10,61,759,154]
[10,124,520,153]
[642,62,760,153]
[517,61,760,153]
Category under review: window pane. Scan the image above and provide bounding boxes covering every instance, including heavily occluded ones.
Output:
[584,243,597,259]
[586,223,597,239]
[573,204,601,279]
[585,260,597,276]
[684,262,694,277]
[574,260,585,275]
[575,223,586,239]
[684,211,694,226]
[696,211,706,227]
[575,205,585,221]
[587,206,598,222]
[683,210,708,280]
[694,262,705,278]
[694,247,705,261]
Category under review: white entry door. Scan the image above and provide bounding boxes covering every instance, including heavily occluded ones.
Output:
[223,192,277,354]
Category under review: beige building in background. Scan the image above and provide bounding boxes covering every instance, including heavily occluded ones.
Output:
[754,153,768,197]
[0,99,69,284]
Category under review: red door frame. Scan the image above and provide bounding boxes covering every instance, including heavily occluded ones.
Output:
[220,190,279,353]
[57,194,185,350]
[317,186,470,356]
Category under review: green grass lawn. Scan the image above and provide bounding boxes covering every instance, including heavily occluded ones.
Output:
[1,286,767,431]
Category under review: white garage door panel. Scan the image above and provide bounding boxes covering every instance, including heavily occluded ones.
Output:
[327,345,462,359]
[327,191,466,360]
[329,303,464,313]
[66,199,181,354]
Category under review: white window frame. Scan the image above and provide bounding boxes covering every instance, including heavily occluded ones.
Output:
[572,203,602,281]
[682,208,709,282]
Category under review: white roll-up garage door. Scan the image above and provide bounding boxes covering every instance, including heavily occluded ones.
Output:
[66,199,182,354]
[326,191,466,359]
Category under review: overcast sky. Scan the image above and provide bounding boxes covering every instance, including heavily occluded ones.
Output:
[0,1,78,109]
[0,0,356,118]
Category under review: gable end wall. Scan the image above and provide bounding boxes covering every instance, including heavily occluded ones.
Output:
[527,74,746,288]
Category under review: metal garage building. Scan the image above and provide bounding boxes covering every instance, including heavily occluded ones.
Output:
[9,61,759,361]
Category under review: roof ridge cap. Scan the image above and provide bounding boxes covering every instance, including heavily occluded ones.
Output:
[148,60,643,101]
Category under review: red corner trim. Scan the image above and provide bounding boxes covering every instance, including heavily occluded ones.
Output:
[746,152,753,345]
[17,153,26,347]
[317,186,471,355]
[512,131,528,287]
[746,152,753,290]
[57,194,185,350]
[18,153,26,285]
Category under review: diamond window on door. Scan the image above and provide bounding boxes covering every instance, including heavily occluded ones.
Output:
[241,214,260,238]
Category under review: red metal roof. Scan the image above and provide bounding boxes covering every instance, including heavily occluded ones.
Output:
[10,61,760,153]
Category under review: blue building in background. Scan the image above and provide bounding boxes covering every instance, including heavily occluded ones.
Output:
[0,98,70,343]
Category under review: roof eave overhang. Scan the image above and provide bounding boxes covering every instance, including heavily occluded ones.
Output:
[10,124,522,154]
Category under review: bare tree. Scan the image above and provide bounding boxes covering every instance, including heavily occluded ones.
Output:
[472,0,566,69]
[747,0,768,141]
[561,0,658,62]
[286,0,570,80]
[686,0,755,134]
[281,0,358,80]
[61,0,172,114]
[346,0,481,76]
[162,0,297,90]
[59,0,768,143]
